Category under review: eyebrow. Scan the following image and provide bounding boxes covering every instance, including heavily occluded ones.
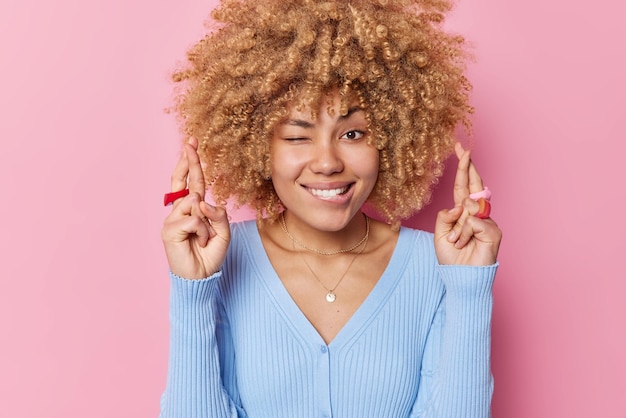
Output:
[283,106,363,129]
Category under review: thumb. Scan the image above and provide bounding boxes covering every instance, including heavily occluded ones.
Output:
[200,202,231,239]
[434,205,462,237]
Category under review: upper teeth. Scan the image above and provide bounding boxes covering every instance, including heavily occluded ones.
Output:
[309,187,347,197]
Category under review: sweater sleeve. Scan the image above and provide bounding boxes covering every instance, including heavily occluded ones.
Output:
[159,272,246,418]
[411,263,497,418]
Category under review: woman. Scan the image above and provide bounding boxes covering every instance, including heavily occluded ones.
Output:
[160,0,502,417]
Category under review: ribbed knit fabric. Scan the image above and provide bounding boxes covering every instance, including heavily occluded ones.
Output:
[160,221,497,418]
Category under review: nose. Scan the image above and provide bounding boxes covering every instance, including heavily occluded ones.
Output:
[309,141,344,175]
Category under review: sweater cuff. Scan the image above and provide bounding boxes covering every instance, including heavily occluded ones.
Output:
[437,262,498,300]
[169,270,222,282]
[169,270,222,311]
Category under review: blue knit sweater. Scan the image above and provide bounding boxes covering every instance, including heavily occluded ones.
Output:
[160,221,497,417]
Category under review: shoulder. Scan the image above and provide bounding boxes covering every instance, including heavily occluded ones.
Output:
[219,219,265,298]
[365,219,437,270]
[399,224,432,241]
[230,218,258,236]
[223,219,261,264]
[398,225,436,259]
[393,226,441,289]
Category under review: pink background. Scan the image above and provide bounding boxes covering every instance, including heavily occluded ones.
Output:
[1,0,624,417]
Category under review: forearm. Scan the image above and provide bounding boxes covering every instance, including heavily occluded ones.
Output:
[414,263,497,418]
[160,272,242,418]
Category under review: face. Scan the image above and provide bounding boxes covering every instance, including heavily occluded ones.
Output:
[270,92,379,233]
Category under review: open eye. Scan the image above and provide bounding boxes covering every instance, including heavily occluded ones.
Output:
[341,130,365,141]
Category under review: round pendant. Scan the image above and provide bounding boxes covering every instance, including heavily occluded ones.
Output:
[326,292,336,303]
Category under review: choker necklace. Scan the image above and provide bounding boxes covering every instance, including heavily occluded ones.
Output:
[279,212,370,256]
[294,227,369,303]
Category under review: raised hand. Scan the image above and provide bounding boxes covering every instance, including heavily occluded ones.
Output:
[434,143,502,266]
[161,138,231,279]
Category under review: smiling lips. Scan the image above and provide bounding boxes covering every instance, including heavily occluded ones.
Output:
[304,184,352,199]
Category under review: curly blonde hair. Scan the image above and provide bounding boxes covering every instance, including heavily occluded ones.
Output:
[172,0,472,226]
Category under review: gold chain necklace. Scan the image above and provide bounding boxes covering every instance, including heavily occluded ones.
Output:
[279,212,370,256]
[295,229,368,302]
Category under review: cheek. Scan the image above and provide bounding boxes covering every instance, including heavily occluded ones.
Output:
[269,148,303,179]
[359,149,380,178]
[269,145,285,176]
[360,150,380,196]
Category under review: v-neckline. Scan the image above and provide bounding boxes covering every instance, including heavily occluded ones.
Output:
[242,221,413,349]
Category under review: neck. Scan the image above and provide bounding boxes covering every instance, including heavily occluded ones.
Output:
[280,211,369,255]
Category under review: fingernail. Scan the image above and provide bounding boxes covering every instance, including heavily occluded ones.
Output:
[447,231,456,241]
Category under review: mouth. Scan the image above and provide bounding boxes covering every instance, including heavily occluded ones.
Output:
[303,183,353,199]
